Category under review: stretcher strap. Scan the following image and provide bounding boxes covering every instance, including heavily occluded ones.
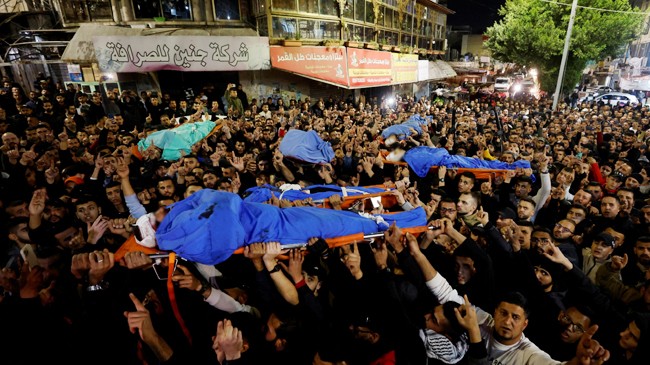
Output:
[167,252,192,345]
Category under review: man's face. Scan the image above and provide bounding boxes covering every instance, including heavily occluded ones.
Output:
[184,185,203,198]
[619,321,641,352]
[6,202,28,218]
[617,191,634,213]
[558,307,590,344]
[493,302,528,345]
[643,206,650,224]
[585,186,603,201]
[591,240,614,261]
[2,132,18,149]
[203,173,217,189]
[26,129,38,142]
[605,175,622,190]
[235,141,246,155]
[600,197,620,218]
[532,231,553,255]
[180,100,187,109]
[456,194,476,215]
[634,241,650,266]
[573,190,592,207]
[455,256,476,285]
[106,186,122,206]
[183,157,199,170]
[458,176,474,193]
[518,226,532,250]
[514,182,532,198]
[424,305,452,334]
[157,180,175,197]
[553,220,575,240]
[517,201,535,220]
[54,226,82,249]
[566,207,586,223]
[75,202,100,224]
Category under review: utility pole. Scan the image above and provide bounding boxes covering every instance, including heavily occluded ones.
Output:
[552,0,579,110]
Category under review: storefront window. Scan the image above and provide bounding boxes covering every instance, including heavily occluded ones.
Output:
[133,0,191,19]
[62,0,113,22]
[401,34,412,47]
[273,17,298,38]
[321,21,340,38]
[365,0,374,23]
[215,0,240,20]
[298,19,318,38]
[273,0,296,11]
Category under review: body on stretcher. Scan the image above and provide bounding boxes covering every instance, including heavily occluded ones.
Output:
[379,150,509,180]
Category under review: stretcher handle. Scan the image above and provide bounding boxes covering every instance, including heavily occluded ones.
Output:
[231,225,436,254]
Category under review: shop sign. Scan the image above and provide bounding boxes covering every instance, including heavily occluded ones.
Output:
[270,46,348,87]
[392,53,418,84]
[347,49,392,87]
[94,36,271,72]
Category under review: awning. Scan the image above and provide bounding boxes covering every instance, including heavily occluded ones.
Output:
[61,24,259,64]
[432,60,457,79]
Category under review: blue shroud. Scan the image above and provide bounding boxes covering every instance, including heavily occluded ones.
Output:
[138,121,217,161]
[278,130,335,164]
[243,184,388,203]
[380,114,431,140]
[403,146,532,178]
[156,189,426,264]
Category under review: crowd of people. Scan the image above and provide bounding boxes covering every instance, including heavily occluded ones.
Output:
[1,74,650,365]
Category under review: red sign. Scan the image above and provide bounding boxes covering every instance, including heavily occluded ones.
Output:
[270,46,348,87]
[347,49,392,88]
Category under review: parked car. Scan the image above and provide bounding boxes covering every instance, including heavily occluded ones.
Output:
[494,77,512,92]
[593,92,639,106]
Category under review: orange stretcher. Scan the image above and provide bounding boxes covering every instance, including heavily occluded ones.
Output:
[313,188,399,210]
[379,150,509,180]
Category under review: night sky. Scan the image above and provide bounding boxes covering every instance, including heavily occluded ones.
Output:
[446,0,506,33]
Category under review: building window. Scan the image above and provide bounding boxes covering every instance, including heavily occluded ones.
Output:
[258,16,269,36]
[133,0,192,20]
[61,0,113,23]
[273,17,298,38]
[273,0,297,11]
[215,0,241,20]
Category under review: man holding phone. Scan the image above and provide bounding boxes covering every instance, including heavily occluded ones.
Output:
[223,83,243,117]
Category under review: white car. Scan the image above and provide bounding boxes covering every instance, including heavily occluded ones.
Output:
[593,92,639,106]
[494,77,512,92]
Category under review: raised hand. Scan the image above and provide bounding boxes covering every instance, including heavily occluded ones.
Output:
[610,254,628,272]
[370,240,389,269]
[476,206,489,226]
[340,242,362,280]
[123,293,157,343]
[87,216,109,245]
[28,188,47,216]
[453,294,481,342]
[213,319,243,361]
[574,325,610,365]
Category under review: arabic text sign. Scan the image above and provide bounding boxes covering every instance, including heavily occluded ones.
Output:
[270,46,348,87]
[347,49,392,87]
[391,53,418,84]
[93,36,271,72]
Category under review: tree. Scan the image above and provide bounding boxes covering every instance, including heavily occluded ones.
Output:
[485,0,643,94]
